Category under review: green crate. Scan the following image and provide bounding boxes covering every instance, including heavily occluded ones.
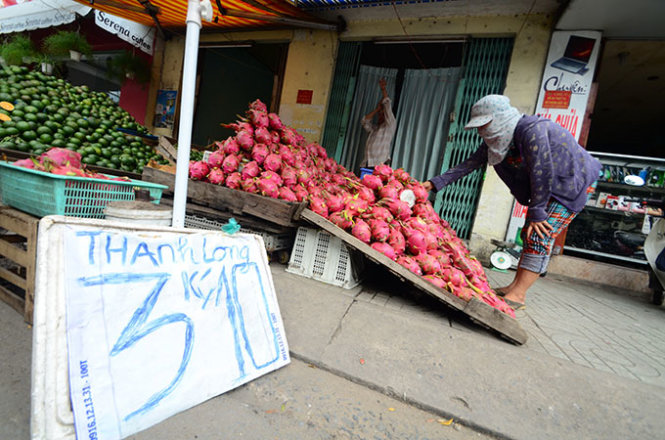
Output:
[0,161,168,219]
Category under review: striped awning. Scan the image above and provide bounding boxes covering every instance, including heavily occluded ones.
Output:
[72,0,340,32]
[294,0,449,11]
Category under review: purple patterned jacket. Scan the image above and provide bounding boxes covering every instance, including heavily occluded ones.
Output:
[429,115,602,222]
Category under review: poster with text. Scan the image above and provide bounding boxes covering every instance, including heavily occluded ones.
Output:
[64,227,290,439]
[154,90,177,130]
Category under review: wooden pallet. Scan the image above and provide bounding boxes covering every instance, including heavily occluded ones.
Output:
[0,205,39,324]
[142,167,306,228]
[300,209,528,345]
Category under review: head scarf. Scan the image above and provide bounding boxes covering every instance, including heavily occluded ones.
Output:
[465,95,522,165]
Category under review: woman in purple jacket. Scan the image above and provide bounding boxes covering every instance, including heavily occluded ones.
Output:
[423,95,601,310]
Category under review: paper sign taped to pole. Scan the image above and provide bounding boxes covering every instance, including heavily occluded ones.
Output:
[30,216,290,440]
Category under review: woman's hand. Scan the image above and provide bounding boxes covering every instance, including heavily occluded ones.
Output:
[422,181,433,192]
[525,220,554,240]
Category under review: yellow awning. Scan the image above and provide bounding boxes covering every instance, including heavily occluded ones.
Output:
[73,0,340,32]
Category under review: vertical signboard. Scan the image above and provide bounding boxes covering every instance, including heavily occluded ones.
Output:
[505,30,602,244]
[31,218,290,440]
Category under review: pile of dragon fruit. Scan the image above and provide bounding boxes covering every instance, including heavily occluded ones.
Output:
[189,99,515,318]
[13,147,129,181]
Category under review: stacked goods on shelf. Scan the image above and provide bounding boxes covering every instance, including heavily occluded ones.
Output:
[188,99,516,318]
[0,65,170,174]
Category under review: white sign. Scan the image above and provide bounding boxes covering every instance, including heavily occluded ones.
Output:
[95,10,155,55]
[32,219,290,440]
[505,30,602,243]
[0,0,91,34]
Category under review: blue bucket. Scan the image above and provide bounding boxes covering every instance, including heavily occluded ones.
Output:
[359,167,373,179]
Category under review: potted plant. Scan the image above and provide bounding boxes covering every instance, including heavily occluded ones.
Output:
[36,54,55,74]
[42,31,92,61]
[107,50,151,84]
[0,35,38,66]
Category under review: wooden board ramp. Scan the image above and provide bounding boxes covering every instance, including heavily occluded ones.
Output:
[142,167,306,228]
[299,209,528,345]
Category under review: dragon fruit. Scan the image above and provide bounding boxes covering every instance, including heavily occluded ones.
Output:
[378,185,399,200]
[371,242,397,260]
[281,166,298,187]
[387,228,406,255]
[41,147,82,168]
[293,185,310,202]
[396,255,422,276]
[13,158,37,169]
[381,198,412,221]
[221,154,240,174]
[278,186,298,202]
[241,161,260,179]
[220,137,240,155]
[403,227,427,256]
[260,170,283,186]
[281,127,299,146]
[373,164,393,182]
[368,219,390,243]
[236,130,254,150]
[251,143,269,164]
[254,126,272,144]
[356,186,376,204]
[248,109,269,128]
[189,160,210,180]
[362,174,383,190]
[329,211,353,230]
[207,150,225,168]
[51,164,86,177]
[351,219,371,244]
[222,120,254,135]
[423,275,447,290]
[225,172,241,189]
[268,113,284,130]
[249,99,268,112]
[257,177,280,198]
[309,195,329,218]
[279,144,296,167]
[325,192,345,213]
[207,167,225,185]
[264,153,282,173]
[415,253,442,275]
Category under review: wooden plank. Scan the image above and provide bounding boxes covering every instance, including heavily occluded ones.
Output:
[142,167,305,228]
[0,266,27,290]
[0,285,24,316]
[300,209,528,345]
[0,235,30,267]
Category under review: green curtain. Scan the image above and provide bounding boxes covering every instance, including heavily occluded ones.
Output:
[339,65,397,173]
[391,67,461,182]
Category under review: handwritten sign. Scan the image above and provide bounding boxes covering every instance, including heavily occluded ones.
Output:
[59,222,289,439]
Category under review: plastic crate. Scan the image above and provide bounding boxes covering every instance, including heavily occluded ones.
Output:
[184,214,294,252]
[286,226,364,289]
[0,161,167,219]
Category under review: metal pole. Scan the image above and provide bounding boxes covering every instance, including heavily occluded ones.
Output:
[171,0,212,227]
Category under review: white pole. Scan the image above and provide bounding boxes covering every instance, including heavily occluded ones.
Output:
[171,0,212,227]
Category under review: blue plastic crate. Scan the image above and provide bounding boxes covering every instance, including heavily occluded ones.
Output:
[0,161,167,219]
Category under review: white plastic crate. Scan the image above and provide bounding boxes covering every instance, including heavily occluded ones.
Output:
[286,226,364,289]
[183,215,293,252]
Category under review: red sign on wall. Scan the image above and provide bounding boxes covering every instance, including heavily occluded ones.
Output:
[296,89,313,105]
[542,90,572,109]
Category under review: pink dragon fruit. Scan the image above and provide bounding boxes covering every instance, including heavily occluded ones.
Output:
[381,198,412,221]
[378,185,399,200]
[356,186,376,204]
[325,192,345,213]
[221,154,240,174]
[207,150,225,168]
[260,170,283,186]
[236,130,254,150]
[222,121,254,135]
[344,195,369,216]
[309,195,329,218]
[440,266,466,288]
[408,183,430,202]
[279,144,296,167]
[396,255,422,276]
[368,219,390,243]
[362,174,383,190]
[268,113,284,130]
[415,253,442,275]
[281,165,298,187]
[13,158,37,169]
[241,176,258,193]
[225,172,241,189]
[371,242,397,260]
[329,211,353,230]
[270,130,281,144]
[351,219,372,244]
[51,164,86,177]
[388,227,406,255]
[207,167,225,185]
[257,177,280,198]
[293,185,310,202]
[281,127,299,146]
[241,161,260,179]
[221,137,240,155]
[278,187,298,202]
[249,99,268,112]
[373,164,393,182]
[189,160,210,180]
[41,147,82,168]
[403,227,427,256]
[254,126,272,144]
[423,274,447,290]
[263,153,282,173]
[251,143,270,164]
[248,109,269,128]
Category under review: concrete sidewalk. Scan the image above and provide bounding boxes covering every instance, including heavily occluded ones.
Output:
[2,258,665,439]
[271,261,665,439]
